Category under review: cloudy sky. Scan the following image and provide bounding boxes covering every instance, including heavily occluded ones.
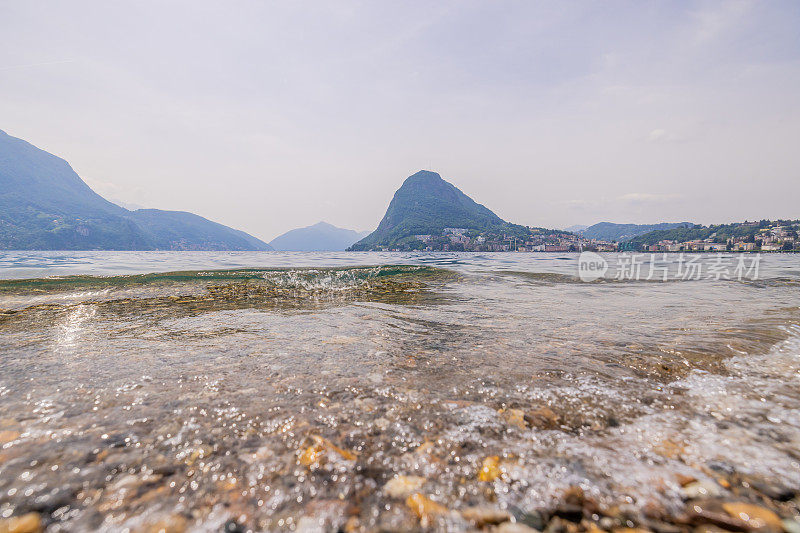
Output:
[1,1,798,241]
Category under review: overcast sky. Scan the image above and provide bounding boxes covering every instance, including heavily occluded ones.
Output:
[1,1,799,241]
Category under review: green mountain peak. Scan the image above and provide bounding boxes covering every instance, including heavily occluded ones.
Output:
[349,170,512,250]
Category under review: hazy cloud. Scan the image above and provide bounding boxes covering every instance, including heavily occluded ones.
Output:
[618,193,681,205]
[1,1,798,238]
[646,129,686,143]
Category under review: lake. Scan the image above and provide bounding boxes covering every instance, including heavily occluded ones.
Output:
[1,251,798,531]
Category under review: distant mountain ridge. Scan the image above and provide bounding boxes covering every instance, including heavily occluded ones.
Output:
[564,224,589,233]
[0,129,271,250]
[580,221,693,242]
[269,221,368,251]
[349,170,528,250]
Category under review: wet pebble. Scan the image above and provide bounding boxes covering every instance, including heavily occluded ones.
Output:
[0,430,20,445]
[145,514,188,533]
[298,435,356,469]
[406,493,449,527]
[495,522,541,533]
[0,513,42,533]
[682,481,723,499]
[781,519,800,533]
[294,516,326,533]
[525,406,559,429]
[383,475,426,498]
[460,506,511,526]
[499,408,528,429]
[720,503,782,531]
[479,455,502,482]
[693,525,734,533]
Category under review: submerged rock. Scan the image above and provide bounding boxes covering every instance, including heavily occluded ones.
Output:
[500,408,528,429]
[405,493,449,527]
[460,506,511,526]
[720,503,782,531]
[479,455,502,482]
[383,475,426,498]
[681,481,723,499]
[0,513,42,533]
[298,435,357,469]
[495,523,541,533]
[525,406,560,429]
[508,506,546,531]
[0,430,20,445]
[782,519,800,533]
[145,514,188,533]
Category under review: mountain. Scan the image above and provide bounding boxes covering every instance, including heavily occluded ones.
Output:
[269,221,369,251]
[348,170,527,251]
[564,224,589,233]
[580,222,693,242]
[0,129,271,250]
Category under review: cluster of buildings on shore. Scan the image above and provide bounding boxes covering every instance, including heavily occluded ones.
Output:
[641,223,799,253]
[402,222,800,253]
[412,228,618,252]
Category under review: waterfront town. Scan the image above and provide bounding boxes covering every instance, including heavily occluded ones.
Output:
[637,221,799,252]
[410,227,607,252]
[395,220,800,252]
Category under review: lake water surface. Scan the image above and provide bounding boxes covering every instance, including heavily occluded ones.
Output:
[1,252,799,532]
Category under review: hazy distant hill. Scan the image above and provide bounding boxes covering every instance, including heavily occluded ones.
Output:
[349,170,529,250]
[0,129,271,250]
[269,221,369,251]
[564,224,588,233]
[580,222,693,242]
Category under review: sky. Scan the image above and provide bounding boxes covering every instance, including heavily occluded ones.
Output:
[1,1,799,241]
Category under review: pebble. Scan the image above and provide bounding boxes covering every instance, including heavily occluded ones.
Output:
[383,475,426,498]
[720,503,782,531]
[525,406,559,429]
[781,519,800,533]
[241,445,273,464]
[508,507,546,531]
[599,517,617,530]
[543,516,577,533]
[562,486,585,506]
[675,474,697,487]
[460,506,510,526]
[686,506,749,532]
[342,517,360,533]
[746,479,796,501]
[0,431,20,446]
[692,525,732,533]
[146,514,188,533]
[646,520,683,533]
[682,481,723,499]
[653,439,685,459]
[583,522,605,533]
[495,523,540,533]
[0,513,42,533]
[299,435,357,468]
[295,516,325,533]
[185,444,213,466]
[479,455,502,482]
[499,408,528,429]
[405,493,448,527]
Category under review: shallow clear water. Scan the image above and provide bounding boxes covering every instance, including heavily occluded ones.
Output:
[0,252,799,532]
